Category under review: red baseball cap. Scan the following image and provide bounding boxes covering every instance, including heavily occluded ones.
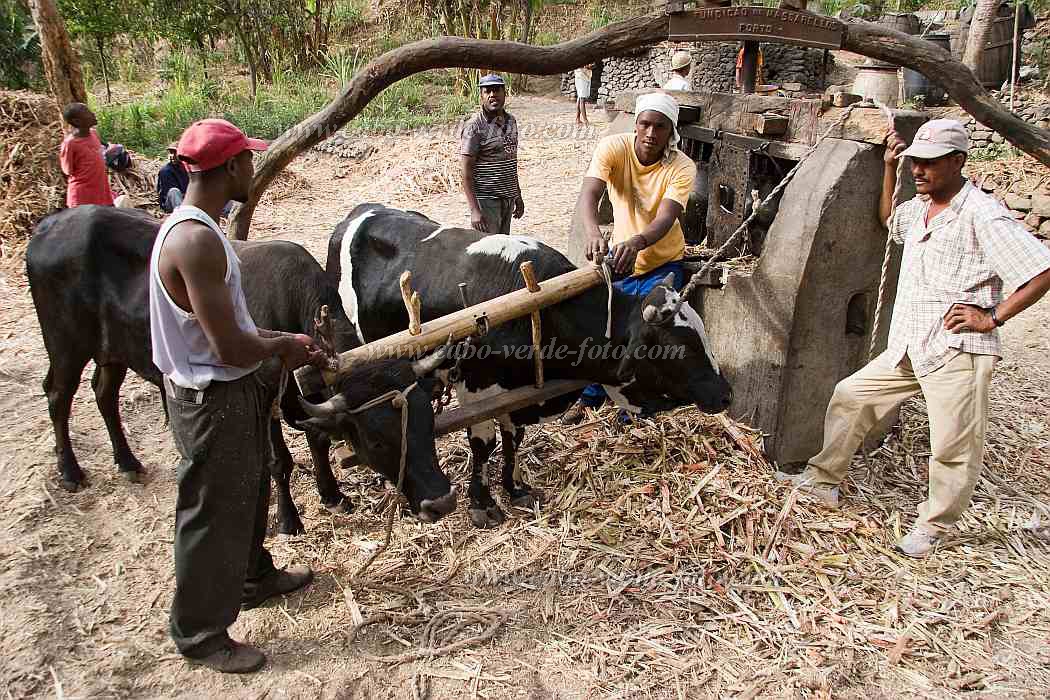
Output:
[175,118,268,172]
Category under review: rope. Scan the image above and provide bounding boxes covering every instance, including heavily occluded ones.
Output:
[868,100,906,361]
[270,362,289,420]
[349,384,416,581]
[597,260,614,339]
[671,103,860,316]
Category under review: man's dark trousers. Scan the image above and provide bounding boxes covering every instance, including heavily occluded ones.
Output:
[166,372,279,657]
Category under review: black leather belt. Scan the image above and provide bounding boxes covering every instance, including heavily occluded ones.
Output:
[164,376,205,404]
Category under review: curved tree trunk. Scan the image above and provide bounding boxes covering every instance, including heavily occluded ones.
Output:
[27,0,87,109]
[230,14,1050,240]
[962,0,998,73]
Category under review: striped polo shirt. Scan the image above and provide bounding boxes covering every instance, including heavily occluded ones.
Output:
[458,110,520,200]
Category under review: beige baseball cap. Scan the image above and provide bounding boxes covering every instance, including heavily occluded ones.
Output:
[899,119,969,159]
[670,50,693,70]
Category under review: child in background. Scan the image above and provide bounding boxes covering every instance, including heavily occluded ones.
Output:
[59,103,114,208]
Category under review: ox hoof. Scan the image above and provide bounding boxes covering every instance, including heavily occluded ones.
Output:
[510,493,538,510]
[277,520,306,537]
[119,469,142,484]
[469,506,506,529]
[59,477,83,493]
[323,497,353,515]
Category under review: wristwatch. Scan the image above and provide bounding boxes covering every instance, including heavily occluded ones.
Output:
[990,306,1005,327]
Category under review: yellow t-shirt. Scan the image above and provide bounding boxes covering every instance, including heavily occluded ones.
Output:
[585,133,695,275]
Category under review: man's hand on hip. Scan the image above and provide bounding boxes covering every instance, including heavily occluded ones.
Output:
[943,304,995,334]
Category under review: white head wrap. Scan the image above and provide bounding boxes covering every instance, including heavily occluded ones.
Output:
[635,92,681,164]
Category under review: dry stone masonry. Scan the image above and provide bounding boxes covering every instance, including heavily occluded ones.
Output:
[562,42,827,101]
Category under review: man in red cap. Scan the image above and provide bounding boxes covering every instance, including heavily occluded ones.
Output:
[149,119,326,673]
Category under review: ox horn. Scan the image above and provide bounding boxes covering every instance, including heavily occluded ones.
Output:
[299,393,349,418]
[412,340,453,377]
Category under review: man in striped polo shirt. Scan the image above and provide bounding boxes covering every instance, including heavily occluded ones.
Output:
[459,73,524,233]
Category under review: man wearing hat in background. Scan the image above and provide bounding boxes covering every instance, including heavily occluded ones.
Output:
[779,119,1050,558]
[459,73,524,233]
[150,118,325,673]
[663,50,693,91]
[562,92,696,424]
[157,142,189,213]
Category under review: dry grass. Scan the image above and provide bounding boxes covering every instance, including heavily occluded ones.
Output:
[0,91,65,261]
[965,154,1050,199]
[252,355,1050,698]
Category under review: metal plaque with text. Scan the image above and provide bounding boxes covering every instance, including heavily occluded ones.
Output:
[669,8,846,50]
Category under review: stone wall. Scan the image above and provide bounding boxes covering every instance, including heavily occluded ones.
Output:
[963,90,1050,238]
[561,42,827,100]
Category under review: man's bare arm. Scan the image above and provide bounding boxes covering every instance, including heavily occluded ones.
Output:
[460,155,487,232]
[609,198,683,275]
[577,176,607,261]
[166,225,302,367]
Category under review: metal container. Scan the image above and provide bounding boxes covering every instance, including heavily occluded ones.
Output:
[852,64,901,107]
[903,34,951,105]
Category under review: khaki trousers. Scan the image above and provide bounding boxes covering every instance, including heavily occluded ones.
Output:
[807,351,996,532]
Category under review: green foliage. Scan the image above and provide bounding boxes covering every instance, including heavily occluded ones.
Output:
[588,2,626,30]
[0,0,41,90]
[534,30,562,46]
[320,46,360,87]
[968,142,1011,162]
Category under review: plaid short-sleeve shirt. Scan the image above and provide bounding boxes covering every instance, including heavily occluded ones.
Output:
[886,180,1050,376]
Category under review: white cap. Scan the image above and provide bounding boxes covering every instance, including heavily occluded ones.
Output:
[899,119,970,159]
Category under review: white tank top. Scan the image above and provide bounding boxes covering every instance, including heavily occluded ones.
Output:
[149,205,261,390]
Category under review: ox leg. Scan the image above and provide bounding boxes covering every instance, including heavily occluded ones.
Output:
[269,418,305,535]
[91,364,143,482]
[467,421,505,529]
[305,429,352,514]
[498,422,535,509]
[44,358,89,491]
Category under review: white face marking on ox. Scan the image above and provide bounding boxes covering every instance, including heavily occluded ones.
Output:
[604,381,643,414]
[465,234,540,263]
[339,210,375,345]
[420,225,451,243]
[670,294,720,374]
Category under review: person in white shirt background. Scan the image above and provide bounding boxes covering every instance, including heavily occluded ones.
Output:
[574,64,593,126]
[663,50,692,92]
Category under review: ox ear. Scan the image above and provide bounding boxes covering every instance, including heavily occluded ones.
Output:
[362,227,401,259]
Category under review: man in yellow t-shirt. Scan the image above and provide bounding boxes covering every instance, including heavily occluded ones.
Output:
[562,92,697,423]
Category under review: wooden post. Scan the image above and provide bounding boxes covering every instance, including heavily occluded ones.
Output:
[520,261,544,388]
[399,271,422,336]
[740,41,759,94]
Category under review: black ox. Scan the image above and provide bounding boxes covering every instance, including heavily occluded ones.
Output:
[326,204,732,528]
[26,205,456,533]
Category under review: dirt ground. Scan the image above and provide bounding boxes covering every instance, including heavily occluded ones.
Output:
[2,94,1050,700]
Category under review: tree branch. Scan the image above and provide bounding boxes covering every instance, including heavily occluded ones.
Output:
[229,13,1050,240]
[843,19,1050,166]
[229,13,667,239]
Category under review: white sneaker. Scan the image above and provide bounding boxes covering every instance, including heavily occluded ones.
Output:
[774,469,840,508]
[896,525,945,558]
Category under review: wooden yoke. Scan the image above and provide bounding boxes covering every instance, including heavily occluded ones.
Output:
[520,261,544,389]
[294,265,606,395]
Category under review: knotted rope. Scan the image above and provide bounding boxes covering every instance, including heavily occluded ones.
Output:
[669,103,860,318]
[349,383,416,581]
[869,100,906,361]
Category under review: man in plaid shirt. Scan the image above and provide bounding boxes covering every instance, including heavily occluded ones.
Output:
[779,119,1050,557]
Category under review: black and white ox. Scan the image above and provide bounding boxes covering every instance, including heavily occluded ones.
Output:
[327,204,732,528]
[26,206,455,533]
